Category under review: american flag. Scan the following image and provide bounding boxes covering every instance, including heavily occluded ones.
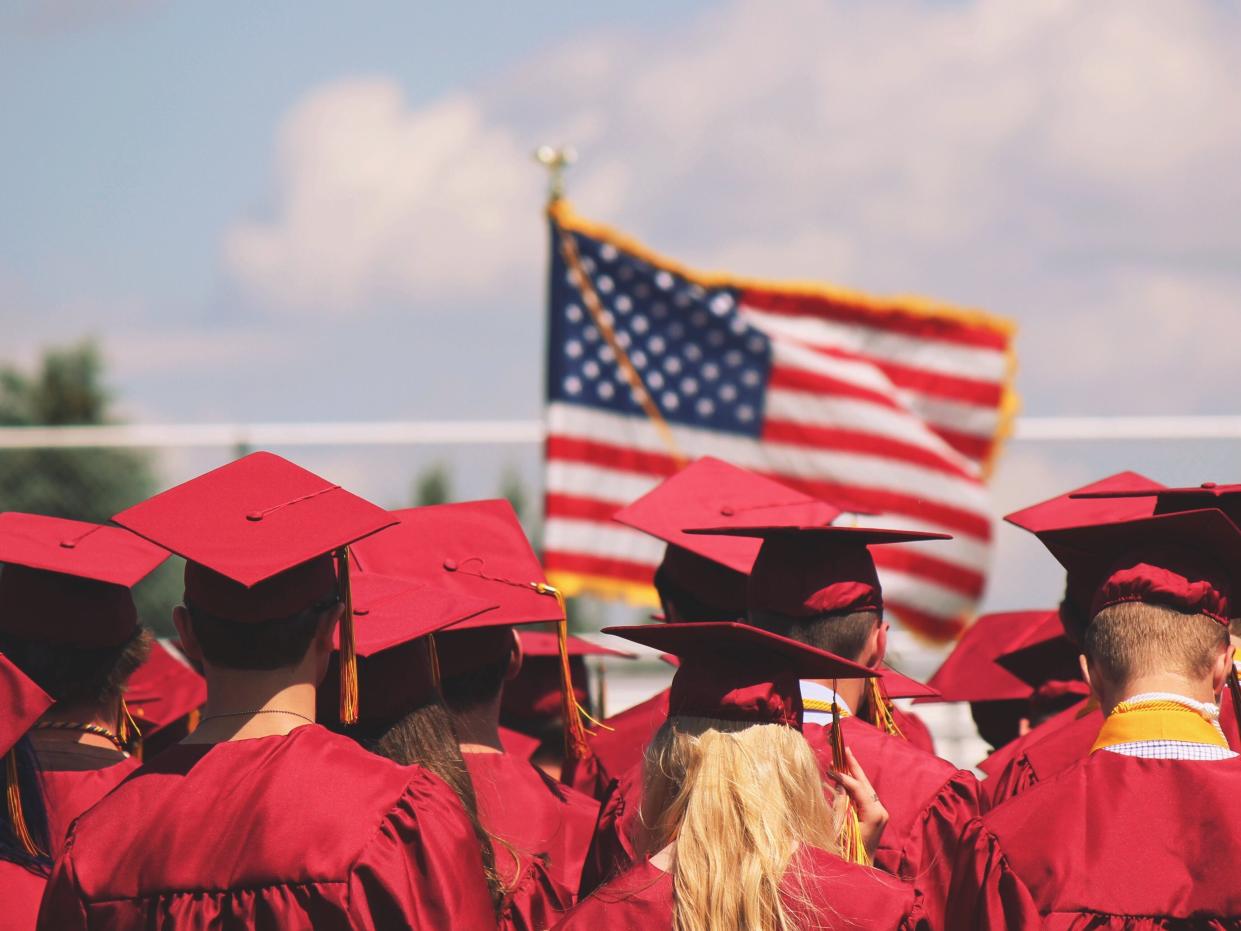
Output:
[541,202,1015,642]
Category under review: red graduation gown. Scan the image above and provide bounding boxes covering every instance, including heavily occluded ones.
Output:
[578,760,643,896]
[892,705,936,755]
[39,757,139,854]
[947,751,1241,929]
[987,699,1241,806]
[37,725,497,930]
[464,751,600,930]
[554,846,924,930]
[562,689,668,802]
[0,860,47,931]
[804,716,981,929]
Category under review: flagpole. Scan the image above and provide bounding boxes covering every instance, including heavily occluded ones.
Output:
[537,150,688,468]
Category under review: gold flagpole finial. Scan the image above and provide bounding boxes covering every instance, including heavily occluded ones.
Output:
[534,145,577,203]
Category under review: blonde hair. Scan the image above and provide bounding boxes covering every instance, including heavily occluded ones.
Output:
[638,716,839,931]
[1087,601,1228,684]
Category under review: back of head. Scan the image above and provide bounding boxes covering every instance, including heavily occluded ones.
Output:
[753,609,880,665]
[1085,601,1228,687]
[640,716,837,931]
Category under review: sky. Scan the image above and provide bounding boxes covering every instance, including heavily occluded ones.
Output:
[4,0,1241,624]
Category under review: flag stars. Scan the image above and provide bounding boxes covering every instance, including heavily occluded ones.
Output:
[566,304,584,323]
[632,315,650,335]
[599,345,616,363]
[742,369,761,387]
[630,349,648,369]
[597,381,616,400]
[661,392,680,411]
[738,404,755,422]
[710,293,734,315]
[583,360,601,380]
[596,274,615,294]
[655,270,675,291]
[614,295,633,313]
[599,243,619,262]
[685,344,703,362]
[564,375,583,396]
[565,340,583,359]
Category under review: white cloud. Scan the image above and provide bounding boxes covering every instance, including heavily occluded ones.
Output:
[224,0,1241,411]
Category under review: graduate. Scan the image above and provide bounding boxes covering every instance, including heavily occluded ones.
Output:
[350,499,602,930]
[37,452,497,930]
[500,630,632,780]
[0,512,169,853]
[692,522,981,929]
[946,506,1241,928]
[555,621,922,931]
[564,457,843,802]
[0,652,55,931]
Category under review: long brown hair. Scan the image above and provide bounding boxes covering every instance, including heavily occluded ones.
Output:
[351,700,505,911]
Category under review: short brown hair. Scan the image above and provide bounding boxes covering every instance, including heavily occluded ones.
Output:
[184,599,330,670]
[750,609,880,663]
[0,626,151,707]
[1085,602,1228,684]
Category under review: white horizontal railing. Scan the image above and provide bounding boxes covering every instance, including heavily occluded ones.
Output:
[0,415,1238,449]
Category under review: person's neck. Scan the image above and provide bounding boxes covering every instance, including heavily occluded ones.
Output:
[32,698,124,751]
[807,676,866,715]
[451,695,504,754]
[187,665,318,744]
[1102,672,1217,716]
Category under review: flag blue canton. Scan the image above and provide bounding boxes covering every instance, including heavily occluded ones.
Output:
[547,228,772,439]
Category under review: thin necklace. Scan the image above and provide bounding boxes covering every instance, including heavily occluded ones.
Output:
[32,721,126,752]
[199,709,315,726]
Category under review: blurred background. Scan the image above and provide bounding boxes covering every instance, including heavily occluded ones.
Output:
[4,0,1241,766]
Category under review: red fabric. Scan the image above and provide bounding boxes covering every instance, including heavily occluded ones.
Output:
[38,759,139,856]
[987,698,1241,805]
[947,753,1241,928]
[0,653,52,756]
[924,611,1047,703]
[656,546,748,612]
[610,457,843,576]
[976,698,1087,777]
[1092,554,1231,625]
[0,860,45,931]
[113,451,395,592]
[804,716,982,931]
[36,726,496,930]
[126,642,206,738]
[556,846,924,930]
[578,763,644,896]
[351,499,560,630]
[892,705,936,754]
[1003,471,1162,534]
[669,656,803,726]
[748,536,883,617]
[465,752,599,930]
[0,567,138,649]
[563,690,668,801]
[0,512,168,587]
[498,726,541,761]
[185,556,339,624]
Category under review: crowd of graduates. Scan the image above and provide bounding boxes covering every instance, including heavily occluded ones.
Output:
[2,451,1240,929]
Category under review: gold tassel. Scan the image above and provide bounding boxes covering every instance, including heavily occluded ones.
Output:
[829,691,870,865]
[536,583,592,759]
[118,697,142,760]
[866,678,905,739]
[186,708,201,734]
[1227,665,1241,747]
[336,546,359,725]
[427,633,443,695]
[4,752,42,859]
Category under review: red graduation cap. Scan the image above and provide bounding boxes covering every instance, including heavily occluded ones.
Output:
[879,665,940,700]
[923,611,1050,703]
[318,570,498,725]
[1037,509,1241,627]
[112,452,397,724]
[0,651,53,759]
[126,641,207,738]
[602,621,876,729]
[1070,481,1241,523]
[502,630,635,722]
[351,500,561,628]
[993,614,1088,701]
[687,525,951,618]
[613,457,846,577]
[0,512,170,648]
[1003,471,1163,535]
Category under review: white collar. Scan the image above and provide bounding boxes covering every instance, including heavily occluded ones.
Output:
[800,680,851,726]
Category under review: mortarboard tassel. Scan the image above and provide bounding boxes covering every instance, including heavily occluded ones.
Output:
[336,547,359,725]
[426,633,444,695]
[118,697,142,760]
[829,689,870,866]
[866,677,905,740]
[536,582,593,760]
[4,751,42,859]
[1228,665,1241,746]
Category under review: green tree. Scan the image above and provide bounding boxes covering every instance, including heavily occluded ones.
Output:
[411,463,453,507]
[0,340,180,633]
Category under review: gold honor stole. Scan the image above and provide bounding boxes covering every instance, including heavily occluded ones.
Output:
[1091,698,1229,753]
